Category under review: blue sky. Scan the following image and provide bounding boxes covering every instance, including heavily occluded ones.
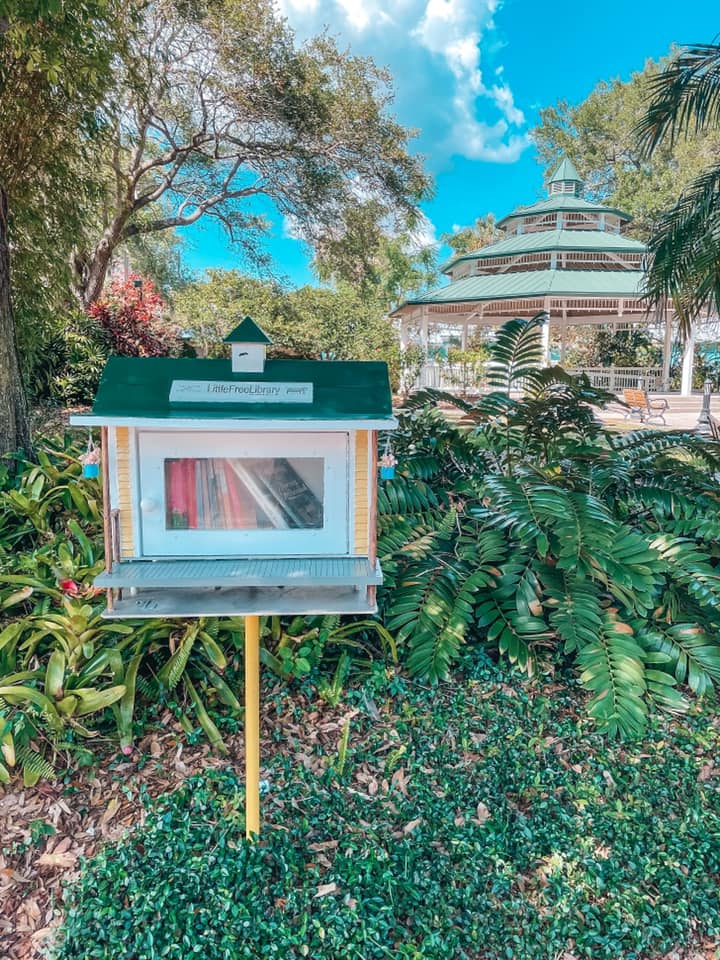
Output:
[182,0,720,288]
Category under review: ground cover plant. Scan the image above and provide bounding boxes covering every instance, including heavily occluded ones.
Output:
[379,314,720,737]
[49,663,720,960]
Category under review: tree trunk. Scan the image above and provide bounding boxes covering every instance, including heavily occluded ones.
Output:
[75,217,128,309]
[0,185,32,458]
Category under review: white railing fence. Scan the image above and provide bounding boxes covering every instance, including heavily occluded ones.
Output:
[566,367,664,393]
[414,363,665,395]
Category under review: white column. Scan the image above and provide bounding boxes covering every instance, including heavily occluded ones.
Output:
[461,324,468,351]
[681,330,695,397]
[420,306,429,355]
[541,298,551,366]
[662,312,673,391]
[560,324,567,365]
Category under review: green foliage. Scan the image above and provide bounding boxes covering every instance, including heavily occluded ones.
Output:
[173,269,401,382]
[633,42,720,333]
[442,344,489,393]
[440,213,501,256]
[51,674,720,959]
[0,0,128,369]
[566,327,662,369]
[28,310,109,406]
[379,314,720,737]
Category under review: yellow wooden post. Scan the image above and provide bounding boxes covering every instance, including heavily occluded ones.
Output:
[244,614,261,839]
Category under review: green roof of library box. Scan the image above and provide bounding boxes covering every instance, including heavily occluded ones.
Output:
[74,357,395,425]
[223,316,272,344]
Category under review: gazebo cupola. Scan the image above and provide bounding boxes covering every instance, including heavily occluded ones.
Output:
[547,157,583,197]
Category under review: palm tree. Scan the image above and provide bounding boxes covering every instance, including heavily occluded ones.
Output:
[636,42,720,336]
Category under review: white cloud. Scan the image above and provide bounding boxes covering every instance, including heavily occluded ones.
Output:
[282,214,305,241]
[274,0,527,164]
[405,214,437,252]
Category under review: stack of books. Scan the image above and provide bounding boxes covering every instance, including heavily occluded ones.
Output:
[164,457,323,531]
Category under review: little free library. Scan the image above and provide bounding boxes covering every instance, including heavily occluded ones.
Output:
[70,317,397,621]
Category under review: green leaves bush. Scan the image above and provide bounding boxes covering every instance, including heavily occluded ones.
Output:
[379,313,720,737]
[51,670,720,959]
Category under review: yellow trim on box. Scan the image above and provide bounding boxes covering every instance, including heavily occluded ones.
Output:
[115,427,135,558]
[354,430,370,554]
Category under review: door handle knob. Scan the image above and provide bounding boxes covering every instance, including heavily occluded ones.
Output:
[140,497,158,513]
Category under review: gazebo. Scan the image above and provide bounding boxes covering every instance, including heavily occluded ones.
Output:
[392,159,692,394]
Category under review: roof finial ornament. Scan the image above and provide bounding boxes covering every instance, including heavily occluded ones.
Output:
[223,316,272,373]
[547,157,583,198]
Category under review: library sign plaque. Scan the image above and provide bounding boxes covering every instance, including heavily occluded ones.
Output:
[169,380,313,404]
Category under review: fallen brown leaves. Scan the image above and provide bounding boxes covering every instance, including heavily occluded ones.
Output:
[0,688,361,960]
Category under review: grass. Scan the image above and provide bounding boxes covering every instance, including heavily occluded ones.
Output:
[51,655,720,960]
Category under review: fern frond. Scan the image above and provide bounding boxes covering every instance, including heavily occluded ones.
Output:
[391,548,499,681]
[475,592,546,674]
[597,528,664,615]
[640,620,720,695]
[651,534,720,610]
[399,388,474,412]
[544,571,605,653]
[158,624,199,690]
[16,744,56,785]
[486,314,545,392]
[577,612,647,738]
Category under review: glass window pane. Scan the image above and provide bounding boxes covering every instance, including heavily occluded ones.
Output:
[164,457,324,531]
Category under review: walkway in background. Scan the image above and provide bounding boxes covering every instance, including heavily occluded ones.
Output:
[597,393,719,432]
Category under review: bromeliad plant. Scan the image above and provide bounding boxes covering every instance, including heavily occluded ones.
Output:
[379,313,720,737]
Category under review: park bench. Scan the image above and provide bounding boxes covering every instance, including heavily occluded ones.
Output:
[622,388,669,426]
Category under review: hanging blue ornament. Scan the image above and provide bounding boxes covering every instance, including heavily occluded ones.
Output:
[379,437,396,480]
[81,432,100,478]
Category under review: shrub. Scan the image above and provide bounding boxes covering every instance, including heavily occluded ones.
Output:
[87,274,178,358]
[51,672,720,960]
[378,314,720,737]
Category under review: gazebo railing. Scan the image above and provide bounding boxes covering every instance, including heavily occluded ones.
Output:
[566,367,664,393]
[413,363,665,395]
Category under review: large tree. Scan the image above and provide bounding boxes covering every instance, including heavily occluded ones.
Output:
[635,42,720,333]
[441,214,502,257]
[73,0,430,308]
[172,269,397,362]
[532,55,720,240]
[0,0,123,456]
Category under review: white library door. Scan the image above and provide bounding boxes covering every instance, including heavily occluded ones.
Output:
[137,431,349,557]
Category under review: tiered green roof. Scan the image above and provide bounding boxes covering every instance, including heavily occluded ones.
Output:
[442,229,645,274]
[407,270,644,305]
[497,195,631,230]
[395,156,645,313]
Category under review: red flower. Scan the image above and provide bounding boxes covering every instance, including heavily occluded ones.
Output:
[59,579,80,596]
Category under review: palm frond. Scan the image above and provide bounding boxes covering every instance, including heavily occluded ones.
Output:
[641,620,720,695]
[637,43,720,155]
[578,612,647,739]
[544,571,605,654]
[486,313,545,392]
[643,164,720,331]
[399,387,475,413]
[651,534,720,610]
